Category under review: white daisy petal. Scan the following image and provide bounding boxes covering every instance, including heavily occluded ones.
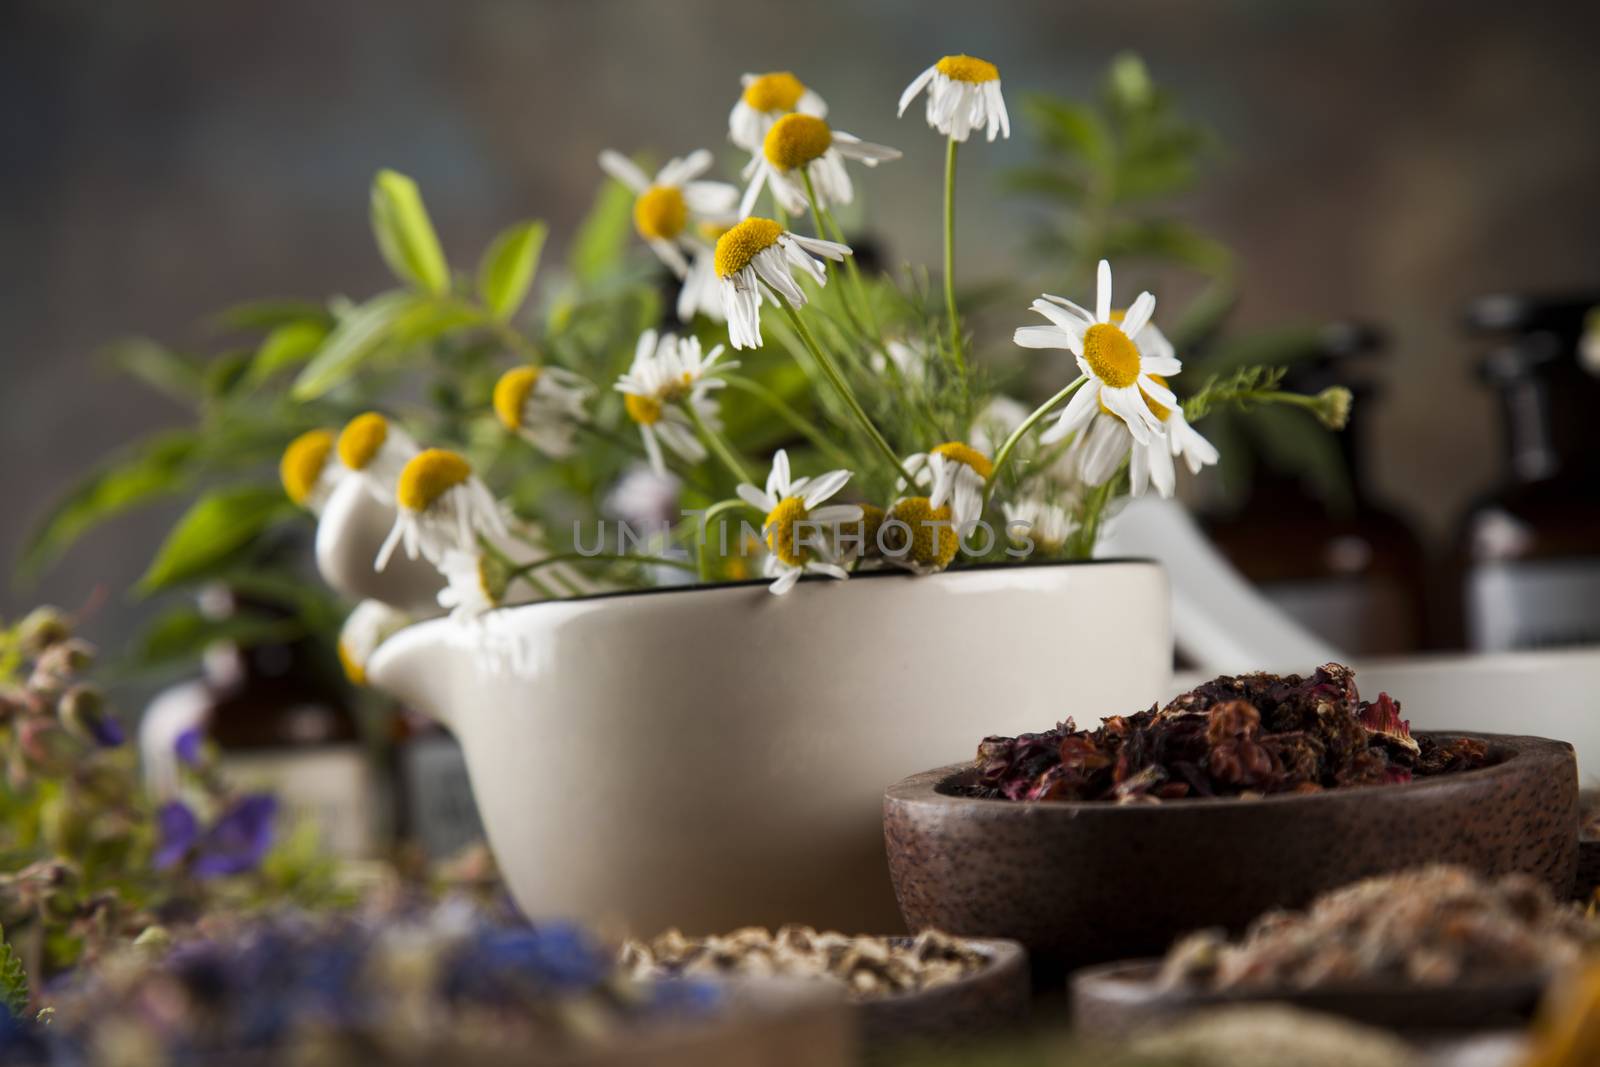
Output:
[598,150,650,193]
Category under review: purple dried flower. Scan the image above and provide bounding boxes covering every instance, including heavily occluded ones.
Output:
[153,801,200,871]
[174,727,203,766]
[153,794,278,878]
[193,795,278,878]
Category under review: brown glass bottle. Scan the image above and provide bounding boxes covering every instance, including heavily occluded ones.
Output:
[1456,296,1600,651]
[141,584,380,857]
[388,707,484,861]
[1203,324,1430,656]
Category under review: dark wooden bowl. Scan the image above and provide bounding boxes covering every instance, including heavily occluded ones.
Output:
[883,732,1578,981]
[1070,959,1547,1041]
[859,937,1029,1050]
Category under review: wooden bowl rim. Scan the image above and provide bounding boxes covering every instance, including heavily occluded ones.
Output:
[885,731,1574,816]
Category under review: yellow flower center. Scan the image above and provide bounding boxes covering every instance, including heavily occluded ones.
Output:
[338,412,390,471]
[931,441,994,480]
[935,55,1000,83]
[842,502,886,559]
[396,449,471,513]
[280,429,334,506]
[763,113,832,171]
[1082,323,1142,390]
[493,366,541,431]
[715,217,784,279]
[884,497,958,570]
[1099,373,1171,422]
[633,185,688,241]
[763,496,812,567]
[624,392,663,426]
[743,71,806,113]
[337,640,366,686]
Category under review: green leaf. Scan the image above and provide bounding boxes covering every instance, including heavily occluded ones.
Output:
[570,177,636,284]
[290,290,412,400]
[103,338,205,403]
[0,927,28,1016]
[18,431,200,578]
[248,320,330,384]
[388,297,481,347]
[202,349,254,399]
[137,486,292,595]
[211,299,333,333]
[477,220,547,321]
[128,604,302,669]
[1024,95,1110,168]
[370,169,449,295]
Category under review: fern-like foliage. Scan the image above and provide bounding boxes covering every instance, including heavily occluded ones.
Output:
[0,927,30,1017]
[1182,365,1288,422]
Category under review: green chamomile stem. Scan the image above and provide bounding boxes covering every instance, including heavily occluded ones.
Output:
[943,134,964,374]
[798,169,874,341]
[722,374,856,469]
[774,295,912,485]
[683,401,753,485]
[508,551,698,580]
[482,534,564,599]
[818,202,880,337]
[984,377,1089,501]
[682,497,752,582]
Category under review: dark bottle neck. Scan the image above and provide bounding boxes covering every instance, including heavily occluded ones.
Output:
[1496,376,1560,484]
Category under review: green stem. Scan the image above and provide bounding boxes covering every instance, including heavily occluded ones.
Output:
[798,170,876,343]
[773,296,912,485]
[817,202,880,337]
[984,376,1088,500]
[684,400,753,485]
[943,135,964,374]
[508,551,698,580]
[722,374,856,469]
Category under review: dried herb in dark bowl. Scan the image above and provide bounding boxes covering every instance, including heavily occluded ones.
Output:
[966,663,1491,803]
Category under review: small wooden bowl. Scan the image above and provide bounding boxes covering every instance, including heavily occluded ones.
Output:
[858,937,1029,1049]
[1070,958,1547,1040]
[883,732,1578,981]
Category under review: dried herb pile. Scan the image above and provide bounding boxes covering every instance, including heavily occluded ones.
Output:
[1159,866,1597,991]
[969,663,1489,803]
[621,926,986,1000]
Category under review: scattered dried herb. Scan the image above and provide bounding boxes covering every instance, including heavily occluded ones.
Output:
[1159,866,1598,991]
[967,663,1491,803]
[620,926,986,1000]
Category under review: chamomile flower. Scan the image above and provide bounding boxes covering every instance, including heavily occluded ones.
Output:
[677,222,733,323]
[603,464,683,530]
[279,429,341,513]
[735,449,861,595]
[338,412,420,503]
[738,114,901,218]
[898,442,993,527]
[1002,498,1077,555]
[435,548,503,624]
[880,495,959,576]
[1014,260,1183,447]
[375,449,508,570]
[1072,373,1218,499]
[598,150,739,278]
[728,71,827,153]
[898,54,1011,143]
[713,217,852,349]
[614,330,737,476]
[337,600,410,686]
[492,365,595,459]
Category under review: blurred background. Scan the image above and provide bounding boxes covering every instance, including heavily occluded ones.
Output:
[4,0,1600,656]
